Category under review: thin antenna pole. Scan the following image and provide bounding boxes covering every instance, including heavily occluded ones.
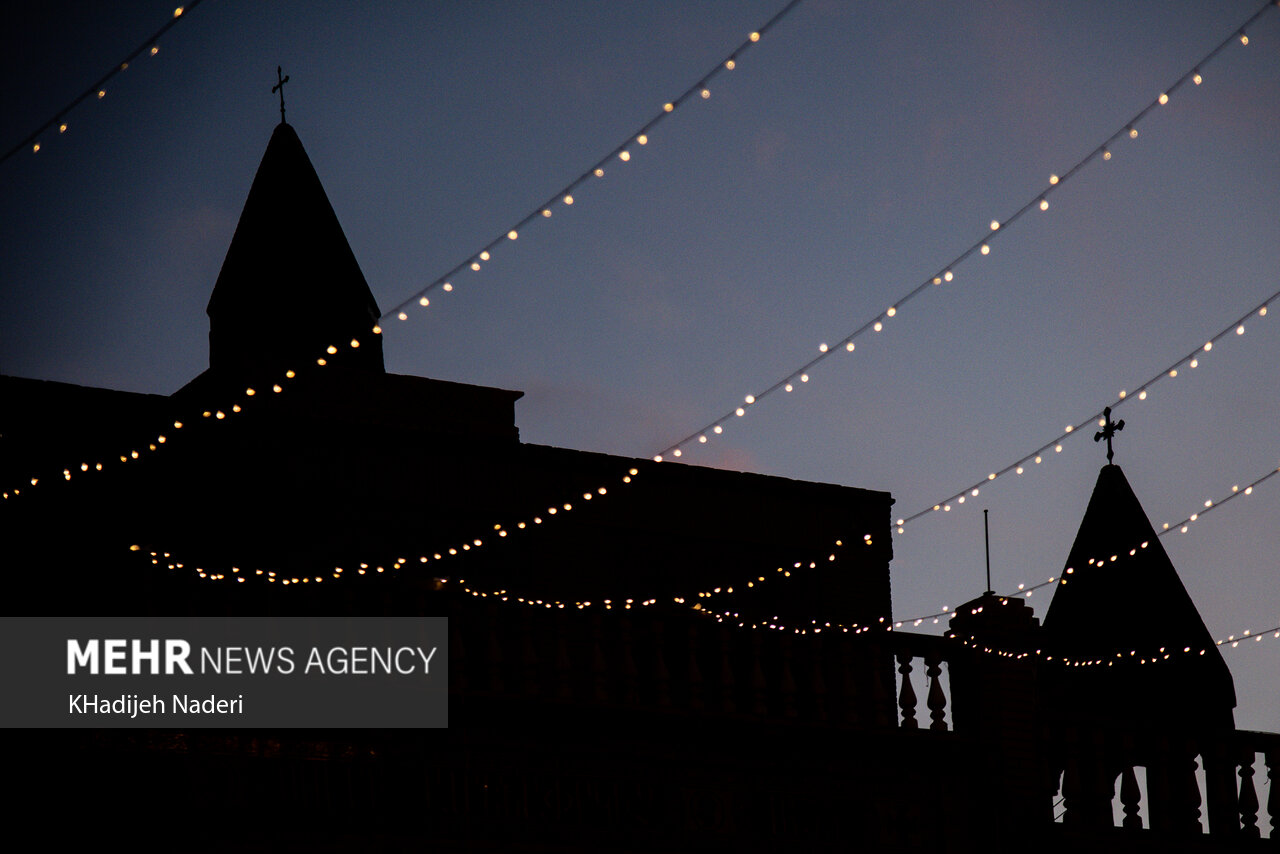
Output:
[984,509,993,595]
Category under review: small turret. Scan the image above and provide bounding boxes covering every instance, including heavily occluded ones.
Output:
[205,122,385,383]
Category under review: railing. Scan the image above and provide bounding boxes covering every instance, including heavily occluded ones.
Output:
[1054,727,1278,840]
[887,630,953,731]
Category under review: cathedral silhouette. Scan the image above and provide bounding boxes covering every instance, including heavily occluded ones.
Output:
[3,122,1273,851]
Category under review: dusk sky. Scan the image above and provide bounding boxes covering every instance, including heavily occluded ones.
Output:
[3,1,1278,733]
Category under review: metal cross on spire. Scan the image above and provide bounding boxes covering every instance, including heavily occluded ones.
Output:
[272,66,290,124]
[1094,406,1125,464]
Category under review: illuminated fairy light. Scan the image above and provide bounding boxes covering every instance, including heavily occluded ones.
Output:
[1155,459,1280,537]
[950,618,1280,668]
[379,0,805,326]
[458,533,872,622]
[895,290,1278,533]
[10,3,806,491]
[127,467,646,588]
[12,2,1275,522]
[1,0,208,166]
[649,4,1277,463]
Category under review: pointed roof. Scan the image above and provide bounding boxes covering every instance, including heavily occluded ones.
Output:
[206,122,384,380]
[1043,464,1235,728]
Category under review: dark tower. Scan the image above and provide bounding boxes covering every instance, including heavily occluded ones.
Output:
[1042,463,1236,731]
[205,122,385,384]
[1042,463,1237,834]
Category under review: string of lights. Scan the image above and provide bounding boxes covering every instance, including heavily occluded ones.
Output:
[2,4,203,166]
[122,463,647,586]
[951,621,1280,668]
[126,482,1280,666]
[377,0,804,326]
[6,2,1271,513]
[115,431,1280,614]
[1,0,804,503]
[651,1,1277,465]
[890,456,1280,630]
[893,293,1276,534]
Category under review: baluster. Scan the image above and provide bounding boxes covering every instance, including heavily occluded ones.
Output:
[619,617,640,705]
[1266,748,1278,840]
[779,634,797,719]
[896,651,918,729]
[521,610,539,697]
[838,637,859,726]
[924,650,946,731]
[1061,760,1080,825]
[450,617,466,694]
[870,642,893,728]
[1203,741,1239,836]
[652,620,670,707]
[687,623,705,711]
[1184,753,1203,835]
[486,606,504,694]
[809,636,827,721]
[590,613,608,703]
[1120,765,1142,829]
[717,626,735,715]
[554,620,572,701]
[750,631,768,717]
[1238,749,1260,838]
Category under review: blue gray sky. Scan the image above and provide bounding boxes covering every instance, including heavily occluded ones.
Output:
[3,1,1278,732]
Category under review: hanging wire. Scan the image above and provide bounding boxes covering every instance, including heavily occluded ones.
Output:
[896,291,1277,530]
[653,0,1279,463]
[1,2,207,166]
[380,0,805,324]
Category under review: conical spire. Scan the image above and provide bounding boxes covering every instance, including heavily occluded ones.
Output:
[206,122,384,381]
[1043,464,1235,730]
